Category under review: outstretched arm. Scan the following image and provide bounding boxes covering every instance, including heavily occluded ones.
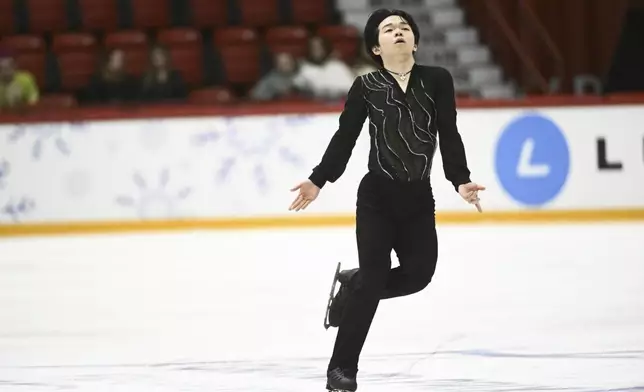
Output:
[289,77,368,212]
[308,77,368,189]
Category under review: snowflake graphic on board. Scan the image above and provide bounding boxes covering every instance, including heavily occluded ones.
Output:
[192,116,307,194]
[2,196,36,222]
[115,168,192,219]
[0,159,9,190]
[7,121,87,160]
[0,159,36,223]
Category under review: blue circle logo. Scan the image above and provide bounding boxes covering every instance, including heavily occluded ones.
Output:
[495,113,570,207]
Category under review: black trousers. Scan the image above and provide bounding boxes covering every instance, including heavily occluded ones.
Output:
[328,171,439,372]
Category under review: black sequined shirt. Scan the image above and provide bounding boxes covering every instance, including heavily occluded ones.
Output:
[308,64,471,192]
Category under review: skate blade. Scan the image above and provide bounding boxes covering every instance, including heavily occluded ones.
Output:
[323,261,342,330]
[326,383,353,392]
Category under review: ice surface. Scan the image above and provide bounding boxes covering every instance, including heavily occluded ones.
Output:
[0,224,643,391]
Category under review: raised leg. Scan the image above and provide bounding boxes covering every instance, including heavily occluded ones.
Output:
[383,210,438,299]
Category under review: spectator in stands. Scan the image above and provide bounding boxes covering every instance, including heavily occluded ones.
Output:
[293,35,355,100]
[352,42,378,76]
[0,50,39,110]
[250,52,301,101]
[139,45,186,102]
[81,48,137,104]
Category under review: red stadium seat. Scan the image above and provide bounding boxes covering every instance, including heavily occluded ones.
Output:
[237,0,280,27]
[104,30,148,48]
[0,35,47,88]
[214,27,259,45]
[265,26,309,58]
[37,94,78,109]
[53,33,97,50]
[77,0,119,31]
[189,0,228,28]
[0,35,45,53]
[104,30,149,76]
[130,0,170,29]
[52,33,99,92]
[157,28,204,87]
[25,0,68,33]
[317,25,360,63]
[189,86,235,104]
[290,0,330,25]
[0,0,16,35]
[213,27,261,85]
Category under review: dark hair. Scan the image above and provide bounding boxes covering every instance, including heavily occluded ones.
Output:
[363,8,420,67]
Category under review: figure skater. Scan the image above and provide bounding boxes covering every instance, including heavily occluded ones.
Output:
[288,8,485,392]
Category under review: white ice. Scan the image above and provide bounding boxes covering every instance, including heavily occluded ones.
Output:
[0,223,643,391]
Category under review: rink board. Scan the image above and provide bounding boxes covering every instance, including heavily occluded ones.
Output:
[0,104,643,235]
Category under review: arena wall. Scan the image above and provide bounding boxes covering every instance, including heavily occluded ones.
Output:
[1,97,643,236]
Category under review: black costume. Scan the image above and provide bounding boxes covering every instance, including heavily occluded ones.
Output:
[308,64,472,379]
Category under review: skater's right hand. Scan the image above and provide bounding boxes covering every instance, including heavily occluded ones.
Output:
[458,182,486,213]
[289,180,320,212]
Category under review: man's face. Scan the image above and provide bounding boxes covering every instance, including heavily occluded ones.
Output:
[275,52,295,73]
[0,58,16,82]
[373,15,416,60]
[308,37,328,63]
[107,50,124,72]
[150,48,167,68]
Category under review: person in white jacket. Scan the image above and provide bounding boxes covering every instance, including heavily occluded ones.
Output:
[293,35,356,100]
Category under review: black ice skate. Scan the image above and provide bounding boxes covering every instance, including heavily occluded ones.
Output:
[326,367,357,392]
[323,262,359,329]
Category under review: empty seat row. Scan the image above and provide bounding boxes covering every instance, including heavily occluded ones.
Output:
[1,29,203,91]
[0,24,360,94]
[0,0,335,35]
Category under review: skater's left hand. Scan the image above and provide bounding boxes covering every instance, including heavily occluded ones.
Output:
[289,180,320,212]
[458,182,486,213]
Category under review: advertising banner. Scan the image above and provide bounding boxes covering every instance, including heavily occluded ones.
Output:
[0,104,642,234]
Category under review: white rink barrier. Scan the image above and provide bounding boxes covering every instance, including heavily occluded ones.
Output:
[0,104,643,235]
